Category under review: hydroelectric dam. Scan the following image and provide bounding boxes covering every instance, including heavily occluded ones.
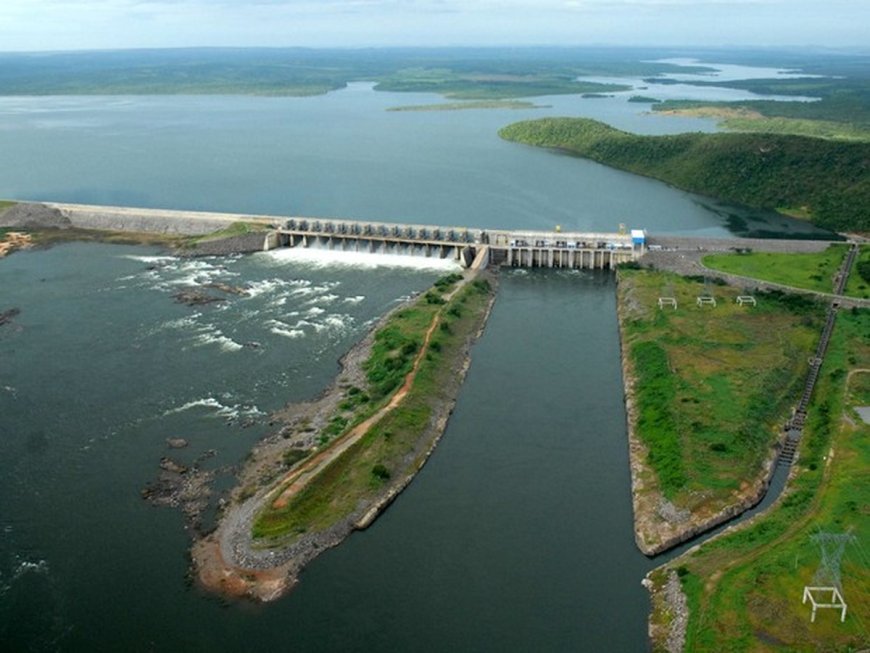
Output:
[265,217,643,270]
[21,202,646,270]
[4,202,852,282]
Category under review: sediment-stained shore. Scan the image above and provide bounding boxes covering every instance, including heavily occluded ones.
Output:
[192,270,498,601]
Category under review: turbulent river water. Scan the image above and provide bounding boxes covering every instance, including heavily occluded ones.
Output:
[0,62,827,651]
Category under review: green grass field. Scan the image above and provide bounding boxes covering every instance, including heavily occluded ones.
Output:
[702,245,850,296]
[251,275,494,543]
[619,270,822,511]
[649,308,869,653]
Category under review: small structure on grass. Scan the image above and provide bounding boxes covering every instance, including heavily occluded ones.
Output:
[658,297,677,310]
[736,295,756,306]
[803,586,848,623]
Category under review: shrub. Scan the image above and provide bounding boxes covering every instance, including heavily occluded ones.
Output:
[283,448,310,467]
[632,341,687,495]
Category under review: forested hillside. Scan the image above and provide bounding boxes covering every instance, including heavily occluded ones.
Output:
[499,118,870,233]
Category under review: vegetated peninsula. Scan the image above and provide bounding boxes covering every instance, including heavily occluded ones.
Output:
[194,270,497,601]
[498,118,870,234]
[616,269,824,554]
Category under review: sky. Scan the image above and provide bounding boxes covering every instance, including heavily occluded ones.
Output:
[1,0,868,52]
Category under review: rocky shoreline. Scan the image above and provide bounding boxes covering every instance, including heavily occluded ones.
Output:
[192,270,498,602]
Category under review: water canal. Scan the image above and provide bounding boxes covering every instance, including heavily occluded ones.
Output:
[0,62,826,651]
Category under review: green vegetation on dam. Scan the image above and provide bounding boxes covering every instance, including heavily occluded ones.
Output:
[499,118,870,233]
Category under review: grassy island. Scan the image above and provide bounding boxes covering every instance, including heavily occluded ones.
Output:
[251,273,495,544]
[647,307,869,653]
[194,269,496,600]
[386,100,543,112]
[499,117,870,233]
[617,269,824,553]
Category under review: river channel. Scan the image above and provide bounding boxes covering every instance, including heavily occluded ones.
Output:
[0,61,826,651]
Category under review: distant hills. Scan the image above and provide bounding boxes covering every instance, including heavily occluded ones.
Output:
[499,118,870,234]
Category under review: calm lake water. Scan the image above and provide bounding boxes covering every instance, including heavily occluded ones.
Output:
[0,71,828,238]
[0,61,827,651]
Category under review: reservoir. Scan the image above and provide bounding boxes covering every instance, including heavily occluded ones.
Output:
[0,65,823,650]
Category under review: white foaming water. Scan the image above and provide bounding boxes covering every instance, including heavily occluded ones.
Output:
[160,314,203,331]
[193,330,244,352]
[294,318,326,333]
[163,397,264,419]
[262,247,462,272]
[0,558,51,598]
[244,278,287,298]
[270,325,306,339]
[343,295,365,305]
[139,258,238,292]
[121,255,178,264]
[14,559,49,577]
[322,314,352,332]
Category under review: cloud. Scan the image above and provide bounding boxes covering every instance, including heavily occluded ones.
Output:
[0,0,867,50]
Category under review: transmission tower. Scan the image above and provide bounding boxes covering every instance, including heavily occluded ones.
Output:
[802,531,856,623]
[696,275,717,307]
[658,280,677,310]
[812,532,856,588]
